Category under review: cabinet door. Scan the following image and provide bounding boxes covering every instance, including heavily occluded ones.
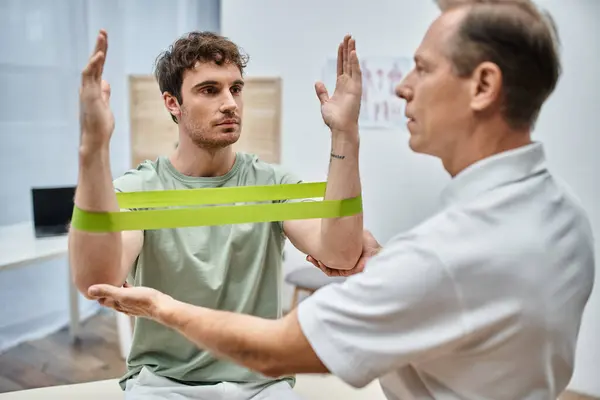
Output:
[129,75,178,168]
[232,77,282,164]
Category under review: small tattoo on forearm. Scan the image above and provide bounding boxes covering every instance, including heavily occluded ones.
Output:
[331,153,345,160]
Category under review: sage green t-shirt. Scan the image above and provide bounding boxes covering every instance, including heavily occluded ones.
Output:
[112,152,301,389]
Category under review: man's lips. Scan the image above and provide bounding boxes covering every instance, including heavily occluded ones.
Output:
[217,119,239,125]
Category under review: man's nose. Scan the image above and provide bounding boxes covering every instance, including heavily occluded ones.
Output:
[221,92,237,112]
[395,82,412,101]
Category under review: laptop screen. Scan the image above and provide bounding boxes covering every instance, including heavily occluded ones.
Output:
[31,186,76,235]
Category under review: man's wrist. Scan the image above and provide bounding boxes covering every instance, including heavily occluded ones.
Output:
[330,127,359,161]
[78,140,110,161]
[153,294,181,327]
[331,126,359,142]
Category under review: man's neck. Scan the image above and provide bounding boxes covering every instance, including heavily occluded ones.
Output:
[169,141,236,178]
[443,122,532,177]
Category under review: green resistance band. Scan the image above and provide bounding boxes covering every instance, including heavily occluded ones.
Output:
[71,182,362,232]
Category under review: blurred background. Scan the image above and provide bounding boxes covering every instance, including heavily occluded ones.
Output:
[0,0,598,399]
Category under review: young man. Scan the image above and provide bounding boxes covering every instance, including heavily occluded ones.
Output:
[89,1,595,399]
[69,30,368,399]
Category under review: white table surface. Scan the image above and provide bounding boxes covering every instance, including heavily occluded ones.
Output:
[0,221,68,271]
[0,221,84,343]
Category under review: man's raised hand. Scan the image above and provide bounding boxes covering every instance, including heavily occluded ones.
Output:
[79,29,115,153]
[315,34,362,136]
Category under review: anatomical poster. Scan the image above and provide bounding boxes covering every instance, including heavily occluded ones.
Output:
[321,56,413,130]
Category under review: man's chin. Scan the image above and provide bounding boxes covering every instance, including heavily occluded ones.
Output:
[192,132,240,150]
[407,134,421,152]
[407,135,439,159]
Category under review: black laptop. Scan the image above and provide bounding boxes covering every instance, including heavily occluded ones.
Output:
[31,186,76,238]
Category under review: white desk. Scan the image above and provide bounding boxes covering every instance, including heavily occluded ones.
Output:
[0,221,132,358]
[0,222,69,270]
[0,221,81,341]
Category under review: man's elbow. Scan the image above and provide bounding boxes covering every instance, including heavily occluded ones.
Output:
[71,268,123,300]
[254,356,293,379]
[68,236,125,299]
[320,226,363,270]
[323,244,362,270]
[258,363,286,379]
[72,275,101,300]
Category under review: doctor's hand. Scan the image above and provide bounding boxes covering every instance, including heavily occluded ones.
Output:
[88,282,170,320]
[315,34,362,136]
[307,230,382,277]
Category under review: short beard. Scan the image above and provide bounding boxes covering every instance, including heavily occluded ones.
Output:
[180,106,240,151]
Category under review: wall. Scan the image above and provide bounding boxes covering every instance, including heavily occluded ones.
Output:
[533,1,600,396]
[0,0,86,226]
[220,0,600,396]
[0,0,97,353]
[220,0,450,311]
[220,0,451,301]
[0,0,220,353]
[120,0,220,171]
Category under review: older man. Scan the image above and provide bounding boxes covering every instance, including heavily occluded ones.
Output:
[89,1,595,399]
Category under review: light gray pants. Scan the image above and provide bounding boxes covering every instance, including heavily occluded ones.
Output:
[124,367,305,400]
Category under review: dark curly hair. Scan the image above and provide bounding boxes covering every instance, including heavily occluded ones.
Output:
[154,31,250,123]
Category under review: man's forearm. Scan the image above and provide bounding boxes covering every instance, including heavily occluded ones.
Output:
[155,297,320,377]
[68,146,123,295]
[320,129,363,267]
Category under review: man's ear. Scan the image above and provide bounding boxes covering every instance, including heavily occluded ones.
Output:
[163,92,181,121]
[469,61,502,112]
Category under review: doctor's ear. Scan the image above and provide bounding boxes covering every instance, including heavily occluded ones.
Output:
[469,61,502,112]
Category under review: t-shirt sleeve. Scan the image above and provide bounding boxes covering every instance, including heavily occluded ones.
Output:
[270,164,305,232]
[112,169,147,212]
[272,165,303,192]
[113,169,145,194]
[111,170,147,282]
[296,238,469,388]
